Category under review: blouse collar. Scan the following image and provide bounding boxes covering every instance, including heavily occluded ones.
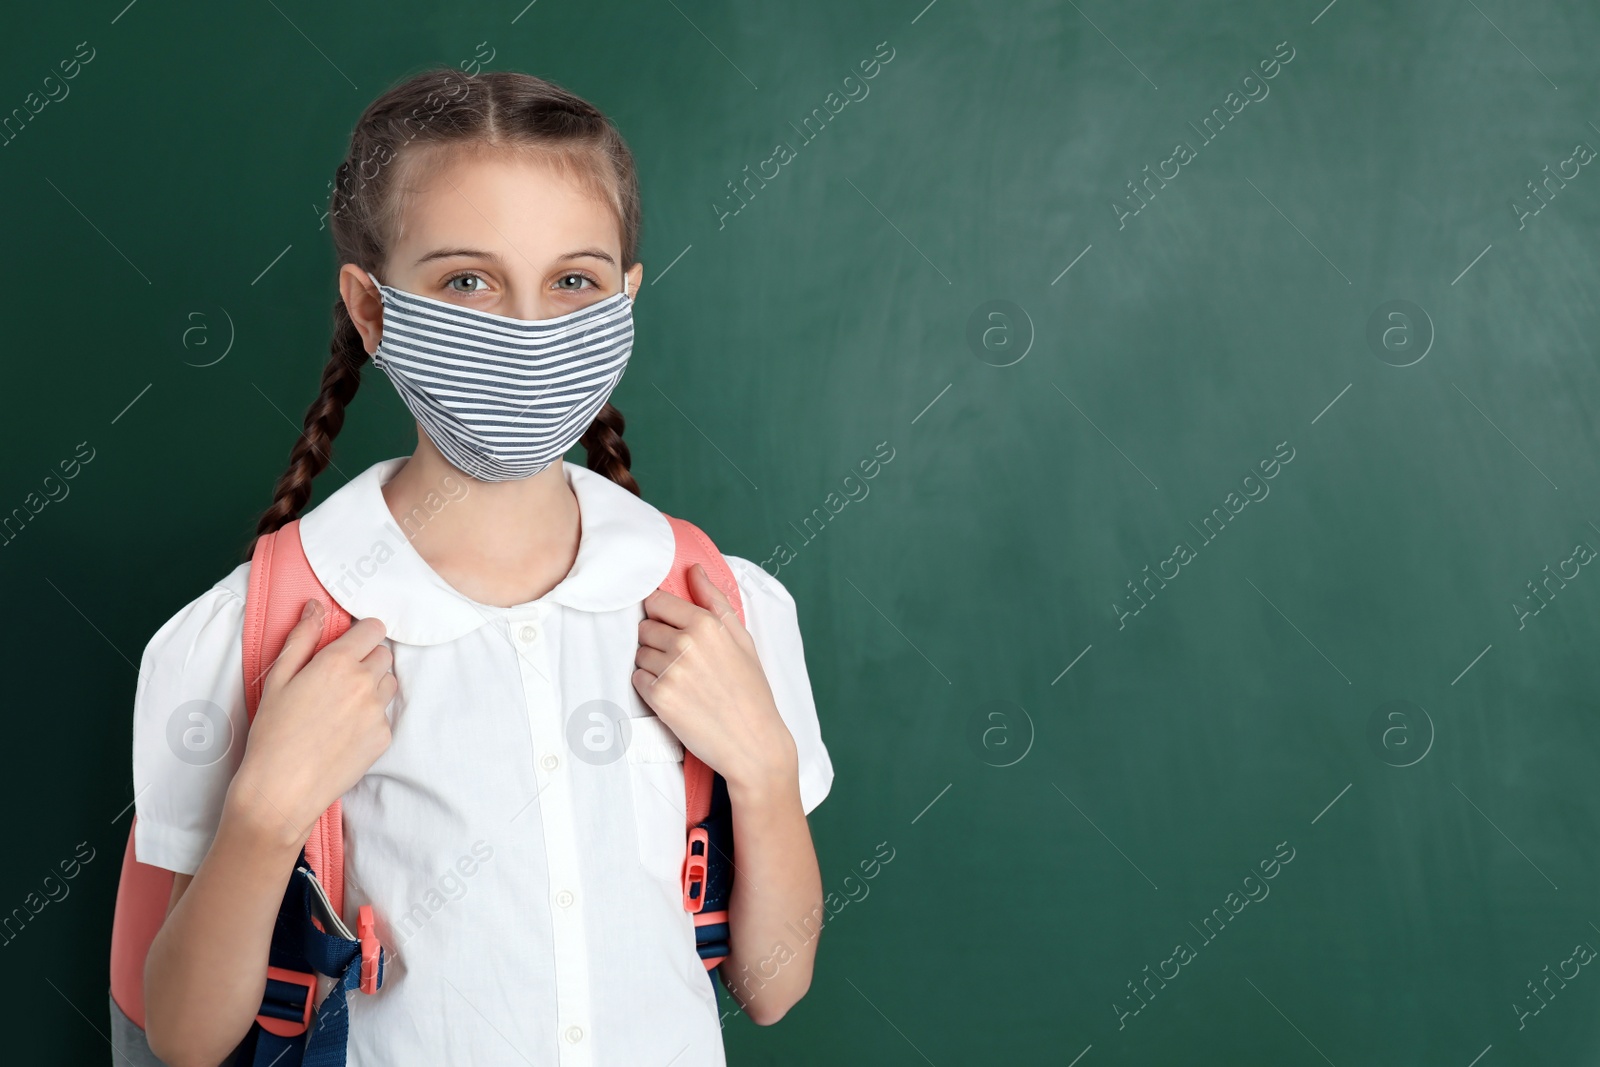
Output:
[297,457,675,644]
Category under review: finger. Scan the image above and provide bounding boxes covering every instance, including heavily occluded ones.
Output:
[637,618,687,653]
[327,616,388,660]
[642,586,698,628]
[635,643,687,680]
[631,666,659,695]
[359,642,393,680]
[681,566,742,643]
[687,562,736,622]
[264,600,326,690]
[687,564,748,641]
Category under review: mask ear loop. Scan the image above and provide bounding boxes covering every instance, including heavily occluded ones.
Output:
[363,269,385,360]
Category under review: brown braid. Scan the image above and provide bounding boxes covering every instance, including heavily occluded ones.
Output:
[248,301,369,551]
[247,68,647,552]
[580,402,639,497]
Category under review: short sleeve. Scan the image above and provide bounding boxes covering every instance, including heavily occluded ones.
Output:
[725,556,834,815]
[131,562,252,876]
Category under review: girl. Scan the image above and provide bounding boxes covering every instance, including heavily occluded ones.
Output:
[133,68,833,1066]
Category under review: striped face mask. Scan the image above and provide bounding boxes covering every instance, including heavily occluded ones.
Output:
[363,269,634,482]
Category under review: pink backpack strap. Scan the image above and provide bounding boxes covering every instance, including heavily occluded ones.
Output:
[655,514,744,842]
[243,520,352,915]
[247,514,743,916]
[109,522,363,1037]
[246,515,740,960]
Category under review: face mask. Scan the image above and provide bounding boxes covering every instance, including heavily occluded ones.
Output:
[363,268,634,482]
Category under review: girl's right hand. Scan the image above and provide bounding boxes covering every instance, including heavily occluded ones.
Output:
[226,599,396,849]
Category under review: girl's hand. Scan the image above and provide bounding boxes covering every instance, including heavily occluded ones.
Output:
[227,600,396,849]
[633,564,798,795]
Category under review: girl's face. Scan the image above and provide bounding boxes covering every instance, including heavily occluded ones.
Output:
[347,149,638,350]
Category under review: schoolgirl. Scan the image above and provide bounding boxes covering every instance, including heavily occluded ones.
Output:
[129,68,833,1066]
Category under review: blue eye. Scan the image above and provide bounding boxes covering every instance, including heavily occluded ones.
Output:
[556,273,595,291]
[446,273,487,294]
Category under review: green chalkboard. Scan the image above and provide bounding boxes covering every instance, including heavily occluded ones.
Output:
[4,0,1600,1063]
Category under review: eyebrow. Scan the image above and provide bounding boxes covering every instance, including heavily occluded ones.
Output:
[413,246,616,267]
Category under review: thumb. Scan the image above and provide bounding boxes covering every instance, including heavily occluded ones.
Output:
[263,599,325,691]
[688,562,739,629]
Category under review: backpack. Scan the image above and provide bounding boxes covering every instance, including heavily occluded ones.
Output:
[109,512,742,1065]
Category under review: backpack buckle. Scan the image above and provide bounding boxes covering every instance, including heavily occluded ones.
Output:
[358,904,382,994]
[682,826,710,912]
[256,965,317,1037]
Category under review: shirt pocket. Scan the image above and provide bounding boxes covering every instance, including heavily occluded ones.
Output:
[623,714,686,884]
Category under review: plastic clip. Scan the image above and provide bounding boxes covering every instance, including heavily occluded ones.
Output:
[681,826,710,912]
[256,966,317,1037]
[358,904,382,995]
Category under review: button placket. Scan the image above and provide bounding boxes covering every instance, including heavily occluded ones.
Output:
[507,609,593,1067]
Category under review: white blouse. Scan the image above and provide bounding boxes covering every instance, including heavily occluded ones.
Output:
[131,456,834,1066]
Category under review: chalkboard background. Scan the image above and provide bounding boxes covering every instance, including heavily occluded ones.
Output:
[4,0,1600,1063]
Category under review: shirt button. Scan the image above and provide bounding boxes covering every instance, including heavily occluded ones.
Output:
[518,623,540,643]
[564,1025,584,1044]
[541,752,559,771]
[555,889,574,908]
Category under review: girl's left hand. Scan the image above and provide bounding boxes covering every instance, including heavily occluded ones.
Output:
[633,563,798,793]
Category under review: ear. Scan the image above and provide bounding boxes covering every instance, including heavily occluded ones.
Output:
[340,263,384,355]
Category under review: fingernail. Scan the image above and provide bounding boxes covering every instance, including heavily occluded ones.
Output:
[301,600,318,620]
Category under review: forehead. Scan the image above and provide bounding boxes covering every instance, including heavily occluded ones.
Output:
[393,146,619,261]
